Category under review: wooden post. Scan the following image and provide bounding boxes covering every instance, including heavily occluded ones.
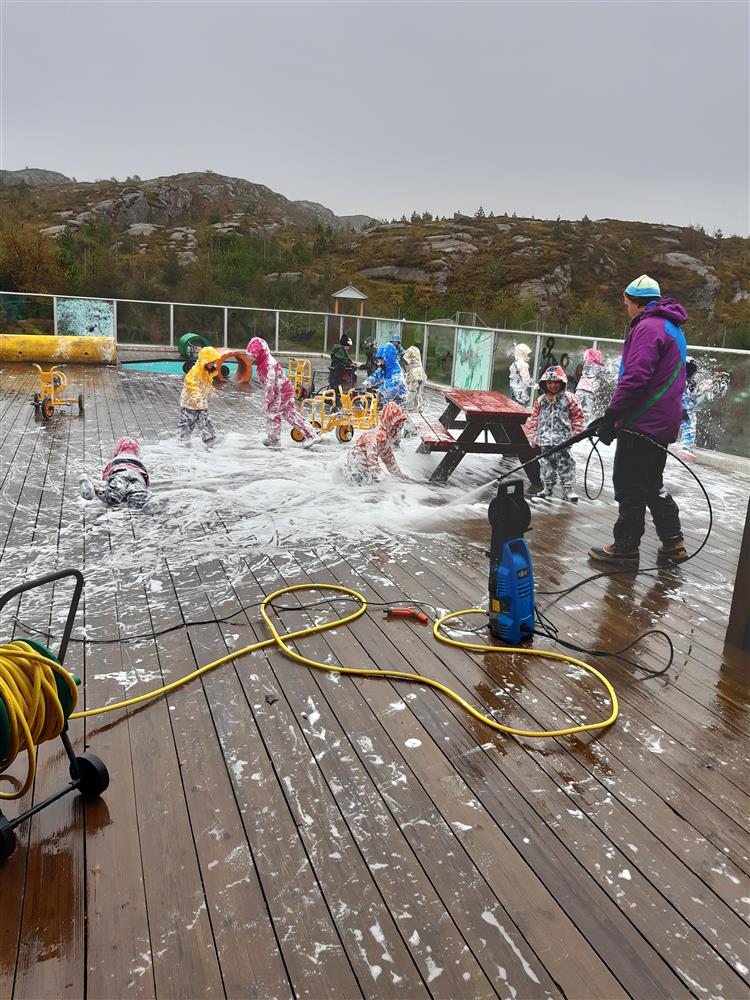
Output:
[726,497,750,650]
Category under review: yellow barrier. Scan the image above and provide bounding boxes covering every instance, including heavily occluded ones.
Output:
[0,335,116,364]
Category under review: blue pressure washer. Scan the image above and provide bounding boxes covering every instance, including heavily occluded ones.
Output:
[487,479,535,644]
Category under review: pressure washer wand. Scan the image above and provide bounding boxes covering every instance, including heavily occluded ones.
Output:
[448,426,600,506]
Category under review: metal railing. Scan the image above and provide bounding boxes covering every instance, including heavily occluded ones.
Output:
[2,289,749,459]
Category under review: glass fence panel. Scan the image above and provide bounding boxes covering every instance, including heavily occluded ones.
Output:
[278,312,325,355]
[688,349,749,459]
[401,322,427,353]
[357,317,376,365]
[56,297,114,338]
[0,293,55,335]
[491,331,538,401]
[536,333,601,387]
[227,308,275,349]
[173,304,224,348]
[116,301,170,346]
[425,324,455,385]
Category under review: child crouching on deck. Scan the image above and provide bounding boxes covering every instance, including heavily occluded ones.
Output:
[80,437,157,512]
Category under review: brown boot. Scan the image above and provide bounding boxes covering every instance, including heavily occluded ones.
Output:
[657,537,689,564]
[587,544,639,567]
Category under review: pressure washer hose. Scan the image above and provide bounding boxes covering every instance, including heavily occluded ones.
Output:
[1,585,619,799]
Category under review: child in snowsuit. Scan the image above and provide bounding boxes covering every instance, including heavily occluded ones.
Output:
[402,345,426,416]
[329,333,357,404]
[343,402,410,486]
[509,343,533,406]
[526,365,585,501]
[178,345,220,446]
[80,437,156,512]
[364,343,407,406]
[574,347,607,422]
[389,332,406,363]
[246,337,318,448]
[678,357,698,458]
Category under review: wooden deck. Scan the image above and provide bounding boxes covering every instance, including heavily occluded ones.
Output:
[0,361,748,1000]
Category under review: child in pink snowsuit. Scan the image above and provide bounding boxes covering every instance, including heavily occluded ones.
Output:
[344,402,411,485]
[246,337,317,448]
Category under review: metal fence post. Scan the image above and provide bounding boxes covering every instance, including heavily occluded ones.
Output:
[53,296,58,337]
[422,323,429,378]
[355,316,361,362]
[274,311,280,352]
[450,325,459,387]
[323,315,328,355]
[223,307,228,349]
[169,303,174,347]
[530,333,543,405]
[112,299,117,342]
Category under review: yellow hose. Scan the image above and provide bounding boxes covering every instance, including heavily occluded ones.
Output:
[1,584,618,800]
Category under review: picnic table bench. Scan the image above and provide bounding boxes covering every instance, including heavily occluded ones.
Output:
[413,388,542,486]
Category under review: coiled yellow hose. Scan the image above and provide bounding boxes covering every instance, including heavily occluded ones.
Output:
[1,585,618,800]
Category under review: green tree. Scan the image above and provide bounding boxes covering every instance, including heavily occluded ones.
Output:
[474,205,486,218]
[160,249,182,289]
[570,296,616,336]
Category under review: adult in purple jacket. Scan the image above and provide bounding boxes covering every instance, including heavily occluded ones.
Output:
[589,275,688,567]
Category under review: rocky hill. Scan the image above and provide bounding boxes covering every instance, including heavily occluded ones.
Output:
[0,170,747,346]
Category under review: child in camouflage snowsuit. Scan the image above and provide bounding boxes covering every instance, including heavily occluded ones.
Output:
[526,366,585,501]
[509,343,533,406]
[574,347,607,422]
[402,345,426,415]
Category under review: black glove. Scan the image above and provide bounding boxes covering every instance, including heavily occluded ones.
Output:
[594,410,617,445]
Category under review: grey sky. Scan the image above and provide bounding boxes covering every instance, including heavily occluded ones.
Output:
[1,0,748,235]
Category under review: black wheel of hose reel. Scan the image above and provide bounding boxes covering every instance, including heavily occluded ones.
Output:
[72,753,110,801]
[0,816,17,864]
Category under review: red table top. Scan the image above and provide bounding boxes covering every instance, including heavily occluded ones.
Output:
[443,388,531,418]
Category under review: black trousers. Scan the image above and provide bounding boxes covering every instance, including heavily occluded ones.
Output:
[612,434,682,547]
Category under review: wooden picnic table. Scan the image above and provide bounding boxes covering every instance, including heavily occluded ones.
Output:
[414,387,542,485]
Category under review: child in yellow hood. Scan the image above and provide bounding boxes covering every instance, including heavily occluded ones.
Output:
[178,345,221,446]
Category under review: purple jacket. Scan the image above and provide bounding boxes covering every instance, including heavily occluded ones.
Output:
[610,298,688,443]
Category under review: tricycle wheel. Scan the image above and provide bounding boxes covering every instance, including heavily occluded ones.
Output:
[52,373,64,388]
[294,384,303,400]
[0,816,17,864]
[41,396,54,421]
[32,391,41,411]
[290,427,306,443]
[182,361,192,374]
[336,424,354,443]
[73,753,110,801]
[78,394,85,414]
[311,418,322,430]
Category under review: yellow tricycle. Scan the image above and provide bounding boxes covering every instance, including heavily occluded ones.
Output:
[286,358,312,400]
[291,388,378,444]
[31,364,84,421]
